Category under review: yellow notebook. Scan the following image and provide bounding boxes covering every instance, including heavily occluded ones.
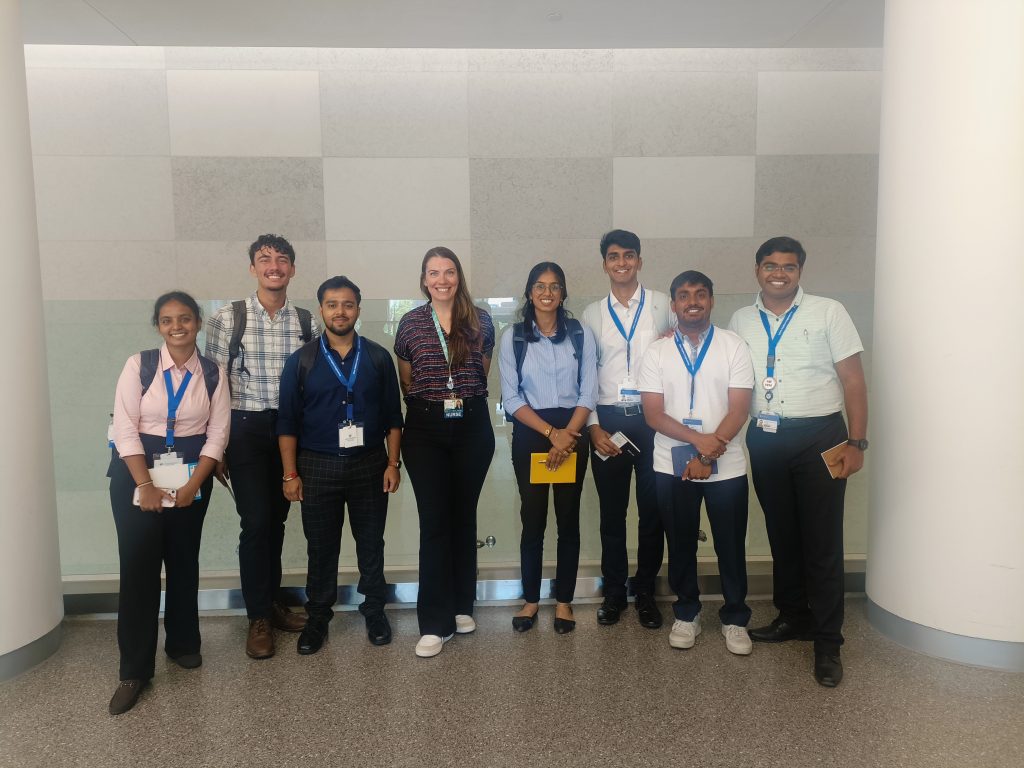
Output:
[529,452,578,484]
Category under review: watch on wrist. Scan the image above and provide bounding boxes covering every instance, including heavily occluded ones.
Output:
[847,438,869,451]
[389,459,402,469]
[697,454,713,466]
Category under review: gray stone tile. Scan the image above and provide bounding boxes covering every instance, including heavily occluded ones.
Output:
[470,158,612,240]
[755,155,879,238]
[175,240,326,302]
[636,237,764,296]
[23,44,165,69]
[325,241,472,300]
[755,48,883,71]
[613,71,756,156]
[165,46,320,70]
[172,157,325,241]
[470,239,601,299]
[39,241,177,300]
[317,48,468,72]
[468,49,613,72]
[613,48,758,72]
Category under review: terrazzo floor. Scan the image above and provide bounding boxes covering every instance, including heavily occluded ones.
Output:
[1,598,1022,768]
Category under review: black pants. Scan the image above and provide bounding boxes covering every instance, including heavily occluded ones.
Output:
[656,472,750,625]
[109,433,212,681]
[298,447,389,621]
[402,396,494,637]
[227,409,292,620]
[511,408,590,604]
[745,413,848,652]
[590,405,664,598]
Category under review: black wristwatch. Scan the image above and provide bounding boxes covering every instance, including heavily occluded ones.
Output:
[697,454,713,466]
[847,438,869,451]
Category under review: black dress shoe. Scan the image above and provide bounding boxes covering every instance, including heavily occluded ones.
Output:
[634,593,663,629]
[814,652,843,687]
[365,613,392,646]
[512,610,538,633]
[297,620,329,655]
[749,618,813,643]
[596,597,627,626]
[167,652,202,669]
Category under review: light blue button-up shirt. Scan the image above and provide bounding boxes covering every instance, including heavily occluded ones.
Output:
[498,321,598,416]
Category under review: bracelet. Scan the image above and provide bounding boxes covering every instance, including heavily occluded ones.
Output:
[543,425,553,438]
[388,460,402,469]
[136,480,154,489]
[282,472,299,482]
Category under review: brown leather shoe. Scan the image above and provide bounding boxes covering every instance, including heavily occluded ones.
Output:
[246,617,275,659]
[271,601,307,632]
[108,679,148,715]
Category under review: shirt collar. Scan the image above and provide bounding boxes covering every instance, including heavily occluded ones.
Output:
[159,344,201,373]
[325,331,361,361]
[250,291,292,319]
[609,283,644,311]
[754,285,804,316]
[676,323,713,350]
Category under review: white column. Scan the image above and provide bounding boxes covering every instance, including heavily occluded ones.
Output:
[0,0,63,680]
[868,0,1024,669]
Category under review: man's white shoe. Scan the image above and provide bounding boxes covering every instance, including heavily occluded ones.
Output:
[669,616,701,649]
[455,614,476,634]
[415,633,454,658]
[722,624,753,655]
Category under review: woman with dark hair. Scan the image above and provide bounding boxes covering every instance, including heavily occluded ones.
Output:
[394,247,496,658]
[498,262,598,633]
[106,291,230,714]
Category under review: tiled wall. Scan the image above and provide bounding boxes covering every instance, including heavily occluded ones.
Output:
[25,45,881,577]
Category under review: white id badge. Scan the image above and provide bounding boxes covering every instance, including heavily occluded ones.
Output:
[756,412,780,433]
[617,379,641,405]
[107,423,115,449]
[443,398,464,419]
[153,451,184,466]
[682,417,703,433]
[339,423,365,448]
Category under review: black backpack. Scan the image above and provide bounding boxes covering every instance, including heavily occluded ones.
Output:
[512,318,585,392]
[139,349,220,401]
[226,299,313,377]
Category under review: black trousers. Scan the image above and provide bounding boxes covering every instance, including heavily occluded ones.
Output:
[511,407,590,604]
[298,447,389,621]
[402,396,494,637]
[590,405,664,598]
[227,409,292,620]
[656,472,750,625]
[109,433,213,681]
[745,413,848,652]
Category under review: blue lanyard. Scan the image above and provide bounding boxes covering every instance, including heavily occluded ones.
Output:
[607,287,645,374]
[674,326,714,414]
[758,305,798,379]
[429,306,455,391]
[321,335,362,423]
[163,368,192,449]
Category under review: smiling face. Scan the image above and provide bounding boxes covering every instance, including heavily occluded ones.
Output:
[156,299,200,355]
[320,287,360,338]
[672,282,714,333]
[422,256,459,304]
[756,250,802,307]
[249,245,295,293]
[602,244,642,288]
[530,269,564,319]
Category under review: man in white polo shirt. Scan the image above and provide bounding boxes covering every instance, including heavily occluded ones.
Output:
[638,270,754,655]
[728,236,868,687]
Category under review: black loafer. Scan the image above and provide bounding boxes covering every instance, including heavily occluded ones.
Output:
[365,613,392,646]
[108,679,149,715]
[749,618,813,643]
[814,653,843,687]
[634,593,663,629]
[596,597,627,626]
[167,652,202,669]
[297,620,329,655]
[512,611,538,633]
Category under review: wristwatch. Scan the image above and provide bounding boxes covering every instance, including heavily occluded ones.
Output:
[697,454,713,466]
[847,438,869,451]
[389,459,402,469]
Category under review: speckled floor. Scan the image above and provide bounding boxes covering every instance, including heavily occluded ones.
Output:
[1,598,1022,768]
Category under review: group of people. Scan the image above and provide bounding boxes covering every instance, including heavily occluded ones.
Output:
[105,230,868,715]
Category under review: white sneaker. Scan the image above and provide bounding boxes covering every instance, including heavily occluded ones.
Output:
[455,614,476,634]
[414,633,454,658]
[722,624,753,655]
[669,616,701,649]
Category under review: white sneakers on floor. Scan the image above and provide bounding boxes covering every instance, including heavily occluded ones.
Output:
[722,624,753,655]
[669,616,702,649]
[668,617,752,655]
[414,633,454,658]
[455,614,476,634]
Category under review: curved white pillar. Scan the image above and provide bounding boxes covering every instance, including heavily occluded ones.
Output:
[0,0,63,680]
[868,0,1024,669]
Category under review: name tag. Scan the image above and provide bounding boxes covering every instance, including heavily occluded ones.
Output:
[756,412,780,434]
[339,423,365,448]
[443,398,464,419]
[617,378,641,405]
[682,417,703,433]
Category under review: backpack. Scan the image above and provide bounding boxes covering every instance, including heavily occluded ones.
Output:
[512,318,585,392]
[295,336,393,396]
[226,299,313,377]
[139,349,220,401]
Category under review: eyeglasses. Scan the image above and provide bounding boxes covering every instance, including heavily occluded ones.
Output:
[760,263,800,274]
[532,282,563,295]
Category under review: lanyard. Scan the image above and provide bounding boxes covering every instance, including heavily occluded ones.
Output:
[674,326,714,415]
[430,306,455,391]
[321,335,362,423]
[758,304,798,404]
[163,368,193,449]
[607,287,645,374]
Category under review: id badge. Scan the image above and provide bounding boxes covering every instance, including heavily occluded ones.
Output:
[617,379,641,405]
[339,422,365,449]
[107,422,115,449]
[443,398,464,419]
[756,412,780,434]
[682,417,703,433]
[153,451,183,466]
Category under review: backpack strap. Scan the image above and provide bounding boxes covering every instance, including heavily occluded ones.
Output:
[565,318,585,387]
[296,306,313,343]
[226,299,248,376]
[296,338,320,396]
[140,348,219,401]
[513,322,528,393]
[197,354,220,401]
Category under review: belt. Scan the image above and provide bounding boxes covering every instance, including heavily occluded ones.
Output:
[405,395,488,415]
[596,403,644,417]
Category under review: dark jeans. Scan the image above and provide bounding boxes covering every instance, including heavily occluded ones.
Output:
[591,405,664,598]
[109,433,212,681]
[511,408,590,604]
[298,447,389,621]
[746,412,848,652]
[402,396,494,637]
[656,472,750,625]
[227,409,292,620]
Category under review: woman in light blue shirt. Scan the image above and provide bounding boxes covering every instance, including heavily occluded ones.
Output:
[498,262,598,634]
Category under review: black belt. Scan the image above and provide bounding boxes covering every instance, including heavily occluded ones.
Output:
[596,403,644,417]
[405,395,488,415]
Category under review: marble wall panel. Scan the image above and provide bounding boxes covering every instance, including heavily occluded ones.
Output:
[470,158,612,239]
[175,240,327,302]
[165,46,320,70]
[320,71,468,157]
[172,157,325,241]
[39,241,176,300]
[470,239,600,299]
[318,48,468,72]
[24,44,165,69]
[637,237,764,297]
[167,70,322,157]
[34,156,174,241]
[613,156,755,239]
[325,240,472,300]
[468,49,613,72]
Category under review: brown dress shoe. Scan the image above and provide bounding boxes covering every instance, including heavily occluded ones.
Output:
[246,617,275,659]
[271,602,307,632]
[108,679,148,715]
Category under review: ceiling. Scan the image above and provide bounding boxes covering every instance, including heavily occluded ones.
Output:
[20,0,884,48]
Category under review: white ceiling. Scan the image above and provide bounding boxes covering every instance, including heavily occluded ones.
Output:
[20,0,885,48]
